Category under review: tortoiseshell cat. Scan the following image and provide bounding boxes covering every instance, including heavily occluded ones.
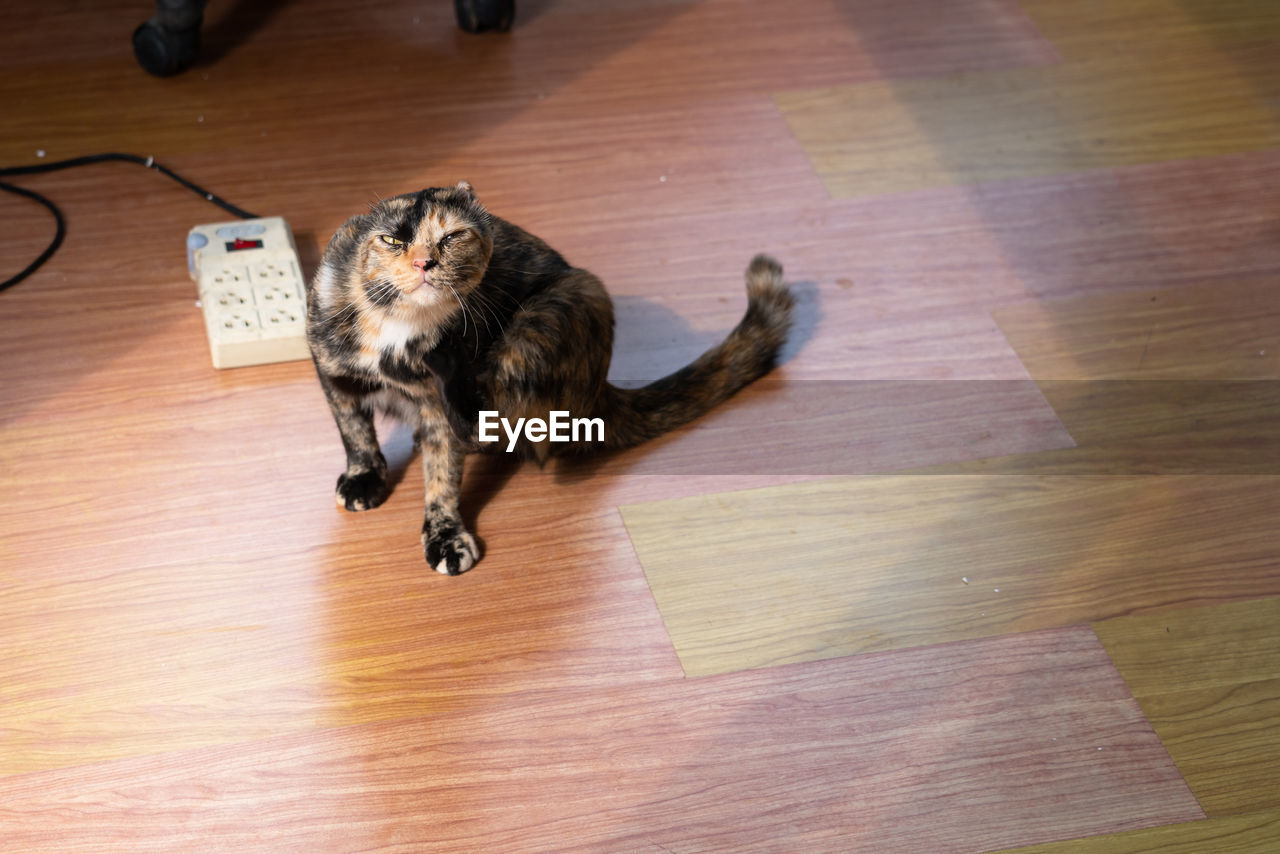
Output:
[306,182,793,575]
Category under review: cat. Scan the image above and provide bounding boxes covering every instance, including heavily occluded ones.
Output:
[305,182,794,575]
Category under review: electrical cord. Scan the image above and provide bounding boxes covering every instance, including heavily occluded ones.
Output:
[0,180,64,291]
[0,153,260,292]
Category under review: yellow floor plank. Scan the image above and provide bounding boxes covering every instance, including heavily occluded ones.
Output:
[776,53,1277,197]
[1093,598,1280,694]
[785,64,1269,196]
[1018,0,1280,64]
[776,0,1280,197]
[621,476,1280,677]
[1094,599,1280,816]
[1137,679,1280,816]
[991,280,1280,381]
[994,809,1280,854]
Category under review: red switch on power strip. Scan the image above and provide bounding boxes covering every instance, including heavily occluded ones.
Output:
[228,237,264,251]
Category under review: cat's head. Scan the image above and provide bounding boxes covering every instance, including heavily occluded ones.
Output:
[357,181,494,314]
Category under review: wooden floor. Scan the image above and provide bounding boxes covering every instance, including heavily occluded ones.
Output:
[2,0,1278,850]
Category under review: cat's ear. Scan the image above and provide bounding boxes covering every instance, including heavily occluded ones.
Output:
[455,180,476,199]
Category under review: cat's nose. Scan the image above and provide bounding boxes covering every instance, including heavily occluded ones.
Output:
[412,257,437,272]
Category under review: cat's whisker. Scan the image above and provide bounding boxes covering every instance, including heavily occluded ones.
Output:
[463,290,508,337]
[323,296,370,325]
[474,265,545,277]
[322,301,361,326]
[463,292,495,348]
[321,277,396,325]
[464,294,491,332]
[468,287,527,327]
[456,288,491,355]
[445,282,469,339]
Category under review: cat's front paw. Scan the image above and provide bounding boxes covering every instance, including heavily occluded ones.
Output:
[421,518,480,576]
[335,467,388,511]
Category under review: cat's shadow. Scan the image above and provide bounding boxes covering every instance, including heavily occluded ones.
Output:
[559,280,820,484]
[607,282,819,385]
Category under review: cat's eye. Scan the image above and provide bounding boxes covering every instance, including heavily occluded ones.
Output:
[379,235,406,247]
[439,231,464,249]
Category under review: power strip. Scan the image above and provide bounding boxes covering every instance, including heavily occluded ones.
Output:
[187,216,311,369]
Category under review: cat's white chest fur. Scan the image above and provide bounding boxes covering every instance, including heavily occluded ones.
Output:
[374,316,420,353]
[355,312,441,375]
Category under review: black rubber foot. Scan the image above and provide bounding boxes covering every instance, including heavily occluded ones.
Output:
[455,0,515,33]
[132,20,201,77]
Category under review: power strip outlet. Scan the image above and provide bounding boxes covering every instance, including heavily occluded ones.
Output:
[187,216,311,369]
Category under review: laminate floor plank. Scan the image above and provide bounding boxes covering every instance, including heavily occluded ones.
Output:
[995,809,1280,854]
[777,0,1279,197]
[622,475,1280,677]
[1094,598,1280,817]
[913,277,1280,476]
[0,628,1202,853]
[993,280,1280,382]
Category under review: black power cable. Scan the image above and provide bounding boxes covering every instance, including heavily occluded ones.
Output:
[0,180,65,291]
[0,152,260,292]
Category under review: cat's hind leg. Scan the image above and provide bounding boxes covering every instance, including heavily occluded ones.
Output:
[415,409,480,575]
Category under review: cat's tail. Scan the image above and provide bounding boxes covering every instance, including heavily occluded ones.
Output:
[595,254,794,450]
